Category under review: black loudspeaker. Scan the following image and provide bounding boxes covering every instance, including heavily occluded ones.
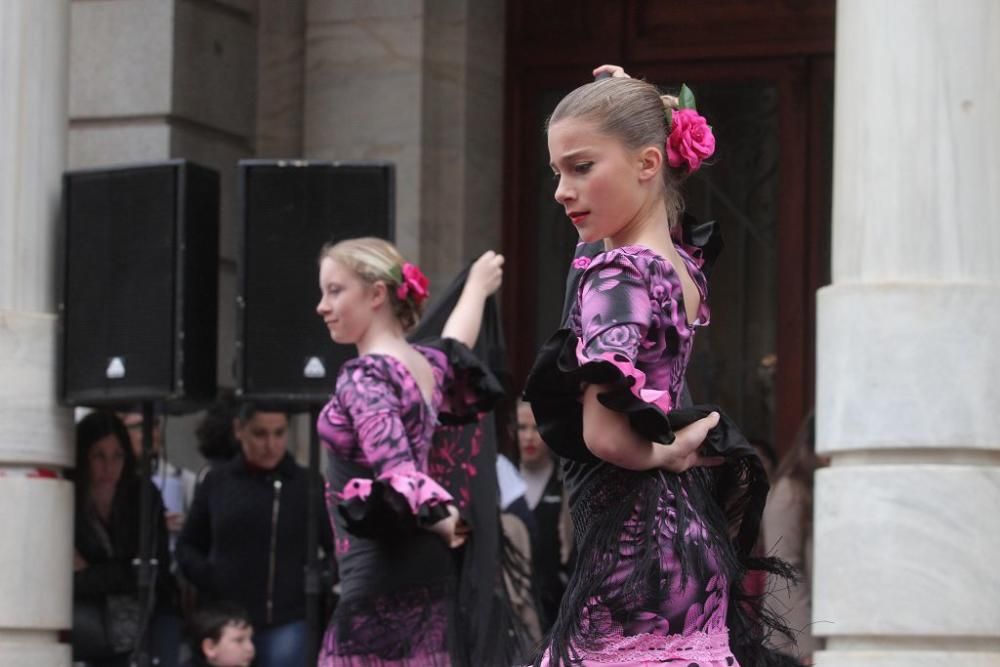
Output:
[60,160,220,407]
[236,160,395,404]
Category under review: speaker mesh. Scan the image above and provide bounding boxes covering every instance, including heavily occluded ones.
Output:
[61,162,219,406]
[64,167,176,400]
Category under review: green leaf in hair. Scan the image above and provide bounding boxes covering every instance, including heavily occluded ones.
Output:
[678,83,696,110]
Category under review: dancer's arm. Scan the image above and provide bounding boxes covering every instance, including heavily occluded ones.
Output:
[441,250,504,348]
[583,388,722,472]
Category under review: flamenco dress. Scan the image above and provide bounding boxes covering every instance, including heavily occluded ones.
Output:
[524,239,795,667]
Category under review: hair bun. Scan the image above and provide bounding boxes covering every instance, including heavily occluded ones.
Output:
[660,94,680,112]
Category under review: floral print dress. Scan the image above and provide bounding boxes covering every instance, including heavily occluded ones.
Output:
[317,340,497,666]
[526,245,748,667]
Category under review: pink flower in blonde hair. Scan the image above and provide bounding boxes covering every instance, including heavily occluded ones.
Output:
[396,262,430,306]
[666,108,715,173]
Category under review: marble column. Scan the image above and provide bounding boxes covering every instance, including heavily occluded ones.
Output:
[0,1,75,665]
[813,1,1000,665]
[303,0,505,288]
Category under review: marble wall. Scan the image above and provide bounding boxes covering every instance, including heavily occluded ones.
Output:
[813,1,1000,664]
[0,1,73,663]
[303,0,505,289]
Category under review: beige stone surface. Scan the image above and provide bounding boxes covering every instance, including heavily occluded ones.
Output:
[69,0,173,118]
[306,0,422,24]
[814,650,1000,667]
[813,466,1000,637]
[304,0,506,280]
[832,0,1000,284]
[304,2,426,261]
[0,478,74,628]
[256,0,306,157]
[0,639,71,667]
[0,0,69,312]
[0,313,74,467]
[816,283,1000,453]
[173,0,257,137]
[68,120,172,169]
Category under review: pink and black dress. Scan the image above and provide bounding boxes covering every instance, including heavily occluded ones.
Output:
[524,242,795,667]
[317,338,504,666]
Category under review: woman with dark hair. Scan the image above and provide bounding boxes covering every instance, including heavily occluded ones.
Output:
[71,410,176,666]
[194,397,241,484]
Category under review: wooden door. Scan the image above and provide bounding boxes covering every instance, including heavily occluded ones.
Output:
[503,1,834,456]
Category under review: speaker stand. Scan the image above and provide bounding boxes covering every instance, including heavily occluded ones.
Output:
[131,401,159,667]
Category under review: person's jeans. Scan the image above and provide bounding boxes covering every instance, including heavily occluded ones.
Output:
[253,620,307,667]
[150,612,181,667]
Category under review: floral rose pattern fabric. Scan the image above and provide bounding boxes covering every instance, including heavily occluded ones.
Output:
[574,245,709,415]
[319,347,457,518]
[546,245,738,666]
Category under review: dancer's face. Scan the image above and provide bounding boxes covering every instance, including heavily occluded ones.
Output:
[517,403,550,469]
[548,117,651,244]
[316,257,379,345]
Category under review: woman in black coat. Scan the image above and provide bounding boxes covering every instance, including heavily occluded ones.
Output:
[71,411,176,666]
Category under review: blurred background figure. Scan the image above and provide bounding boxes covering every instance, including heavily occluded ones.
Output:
[182,601,255,667]
[516,400,572,630]
[118,408,197,544]
[193,397,241,484]
[70,411,178,667]
[177,404,332,667]
[763,411,825,664]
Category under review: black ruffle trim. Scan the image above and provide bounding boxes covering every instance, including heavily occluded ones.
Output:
[339,481,451,543]
[420,337,505,426]
[524,328,679,463]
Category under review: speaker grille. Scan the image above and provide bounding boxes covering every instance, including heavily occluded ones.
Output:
[61,161,219,407]
[239,162,395,402]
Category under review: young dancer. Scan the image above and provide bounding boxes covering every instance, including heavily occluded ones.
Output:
[524,66,793,666]
[315,237,506,665]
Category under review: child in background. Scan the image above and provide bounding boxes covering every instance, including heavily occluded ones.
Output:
[183,603,255,667]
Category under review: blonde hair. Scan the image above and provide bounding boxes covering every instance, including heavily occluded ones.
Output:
[548,78,684,229]
[319,237,423,331]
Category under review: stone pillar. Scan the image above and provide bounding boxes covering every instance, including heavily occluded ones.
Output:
[0,1,75,665]
[813,1,1000,665]
[303,0,505,288]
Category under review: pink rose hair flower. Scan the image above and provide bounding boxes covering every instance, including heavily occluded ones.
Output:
[666,108,716,173]
[396,262,430,306]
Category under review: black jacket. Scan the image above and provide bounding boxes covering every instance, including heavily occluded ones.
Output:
[74,476,176,611]
[176,453,333,629]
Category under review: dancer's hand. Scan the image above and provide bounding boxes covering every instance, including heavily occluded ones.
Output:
[593,64,631,79]
[467,250,504,298]
[429,504,469,549]
[656,412,725,473]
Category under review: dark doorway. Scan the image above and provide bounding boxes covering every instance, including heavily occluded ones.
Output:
[503,1,834,457]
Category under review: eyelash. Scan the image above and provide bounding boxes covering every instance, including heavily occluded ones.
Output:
[552,162,593,179]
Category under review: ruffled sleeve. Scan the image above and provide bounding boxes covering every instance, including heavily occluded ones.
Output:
[420,337,505,425]
[576,250,674,415]
[334,357,452,537]
[524,250,678,462]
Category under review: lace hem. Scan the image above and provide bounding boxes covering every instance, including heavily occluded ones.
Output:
[540,630,737,666]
